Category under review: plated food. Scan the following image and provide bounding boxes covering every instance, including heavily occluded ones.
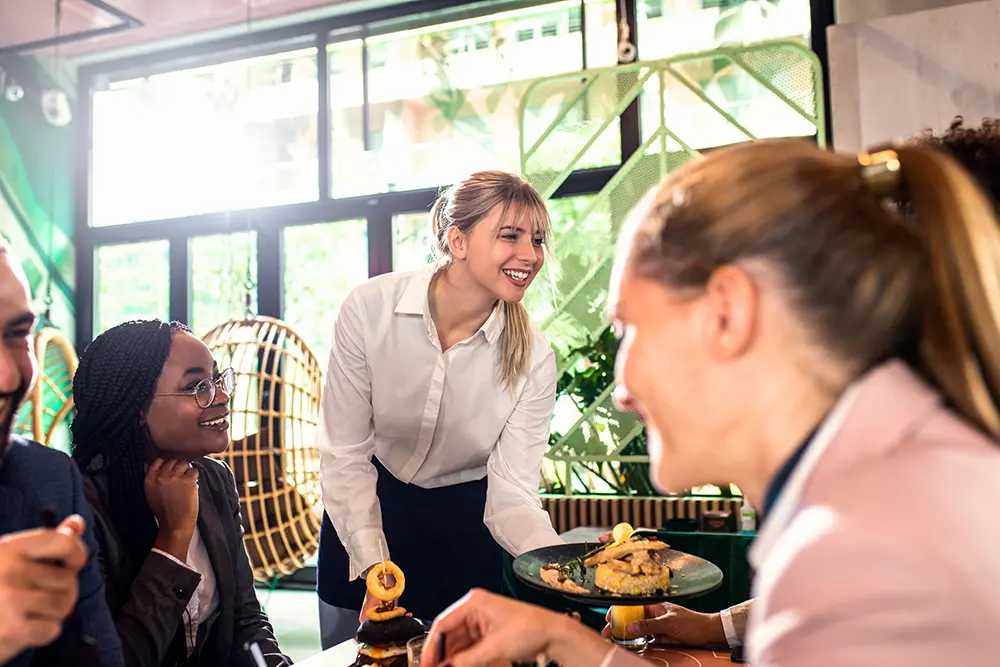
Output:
[586,532,670,596]
[355,560,426,667]
[540,523,671,597]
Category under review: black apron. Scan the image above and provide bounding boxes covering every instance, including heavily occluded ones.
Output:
[317,458,505,621]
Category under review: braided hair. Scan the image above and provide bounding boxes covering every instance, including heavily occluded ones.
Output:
[71,319,191,570]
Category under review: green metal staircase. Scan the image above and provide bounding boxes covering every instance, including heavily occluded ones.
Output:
[519,39,826,494]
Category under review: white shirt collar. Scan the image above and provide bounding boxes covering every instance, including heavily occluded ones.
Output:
[392,267,505,345]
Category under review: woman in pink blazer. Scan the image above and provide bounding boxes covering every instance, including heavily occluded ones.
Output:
[421,138,1000,667]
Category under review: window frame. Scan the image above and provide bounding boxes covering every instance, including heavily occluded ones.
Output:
[73,0,834,347]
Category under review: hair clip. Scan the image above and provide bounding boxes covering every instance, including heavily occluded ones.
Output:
[858,148,902,197]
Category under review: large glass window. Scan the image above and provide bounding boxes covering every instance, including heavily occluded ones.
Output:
[636,0,816,150]
[392,212,436,273]
[330,0,619,197]
[91,45,319,226]
[637,0,811,61]
[189,231,257,336]
[282,220,369,366]
[95,240,169,335]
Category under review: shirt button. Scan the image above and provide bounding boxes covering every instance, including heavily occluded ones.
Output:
[174,588,186,600]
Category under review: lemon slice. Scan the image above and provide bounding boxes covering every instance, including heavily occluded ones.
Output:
[610,522,634,546]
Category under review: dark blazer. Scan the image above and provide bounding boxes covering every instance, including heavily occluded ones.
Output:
[0,435,125,667]
[82,457,290,667]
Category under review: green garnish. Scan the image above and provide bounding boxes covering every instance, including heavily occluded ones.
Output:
[557,543,607,579]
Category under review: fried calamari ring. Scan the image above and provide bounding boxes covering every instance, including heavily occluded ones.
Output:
[366,606,407,622]
[366,561,406,601]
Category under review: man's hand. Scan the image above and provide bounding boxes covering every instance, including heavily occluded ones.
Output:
[0,515,87,664]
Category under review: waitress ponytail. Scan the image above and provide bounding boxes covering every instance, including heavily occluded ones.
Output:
[498,300,533,391]
[893,146,1000,436]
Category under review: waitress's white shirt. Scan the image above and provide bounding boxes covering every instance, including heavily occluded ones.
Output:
[317,267,562,579]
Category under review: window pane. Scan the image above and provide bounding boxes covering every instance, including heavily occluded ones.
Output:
[637,0,815,150]
[95,240,169,335]
[329,39,366,199]
[330,1,619,197]
[638,0,811,60]
[92,46,319,226]
[189,232,257,336]
[283,220,368,366]
[584,0,619,68]
[392,212,436,272]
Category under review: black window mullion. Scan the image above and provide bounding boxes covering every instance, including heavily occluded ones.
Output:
[257,223,283,319]
[76,237,95,348]
[317,30,332,200]
[168,235,189,325]
[361,37,372,152]
[809,0,836,146]
[368,206,393,277]
[74,71,95,348]
[618,0,641,161]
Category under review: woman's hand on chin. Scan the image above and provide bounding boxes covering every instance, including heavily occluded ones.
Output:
[422,589,613,667]
[145,458,199,561]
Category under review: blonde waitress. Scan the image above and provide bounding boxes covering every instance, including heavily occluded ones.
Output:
[315,171,563,648]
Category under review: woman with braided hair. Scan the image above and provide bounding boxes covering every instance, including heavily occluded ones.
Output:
[71,319,290,667]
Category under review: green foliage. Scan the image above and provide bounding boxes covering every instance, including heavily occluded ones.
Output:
[547,325,657,496]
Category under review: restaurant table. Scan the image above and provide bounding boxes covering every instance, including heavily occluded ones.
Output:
[294,639,742,666]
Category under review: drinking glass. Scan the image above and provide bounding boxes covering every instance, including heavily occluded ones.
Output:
[608,605,651,651]
[407,635,426,667]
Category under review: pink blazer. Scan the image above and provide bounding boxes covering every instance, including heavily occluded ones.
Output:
[747,360,1000,666]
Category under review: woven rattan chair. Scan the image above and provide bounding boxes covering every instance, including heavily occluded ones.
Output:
[15,326,78,450]
[202,316,323,581]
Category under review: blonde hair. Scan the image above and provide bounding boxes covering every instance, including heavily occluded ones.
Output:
[626,138,1000,437]
[430,170,552,390]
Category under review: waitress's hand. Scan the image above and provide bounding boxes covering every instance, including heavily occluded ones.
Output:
[423,590,610,667]
[358,569,396,623]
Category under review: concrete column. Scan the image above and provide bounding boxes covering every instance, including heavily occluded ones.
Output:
[828,0,1000,151]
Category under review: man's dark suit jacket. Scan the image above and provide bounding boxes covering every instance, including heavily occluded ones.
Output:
[82,456,290,667]
[0,435,125,667]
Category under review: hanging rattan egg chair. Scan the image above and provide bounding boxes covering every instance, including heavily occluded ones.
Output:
[202,316,323,581]
[15,326,78,451]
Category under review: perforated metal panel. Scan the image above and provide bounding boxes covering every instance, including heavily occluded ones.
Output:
[520,40,826,493]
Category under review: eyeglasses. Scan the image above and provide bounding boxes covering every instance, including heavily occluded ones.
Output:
[155,368,236,409]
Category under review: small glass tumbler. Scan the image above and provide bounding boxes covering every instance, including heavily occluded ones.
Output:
[609,605,651,652]
[407,635,426,667]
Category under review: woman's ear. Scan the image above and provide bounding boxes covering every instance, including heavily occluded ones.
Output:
[447,225,468,261]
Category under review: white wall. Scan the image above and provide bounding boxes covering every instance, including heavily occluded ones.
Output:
[836,0,981,23]
[828,0,1000,152]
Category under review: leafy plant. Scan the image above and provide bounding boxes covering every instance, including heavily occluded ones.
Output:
[548,325,657,496]
[547,325,735,498]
